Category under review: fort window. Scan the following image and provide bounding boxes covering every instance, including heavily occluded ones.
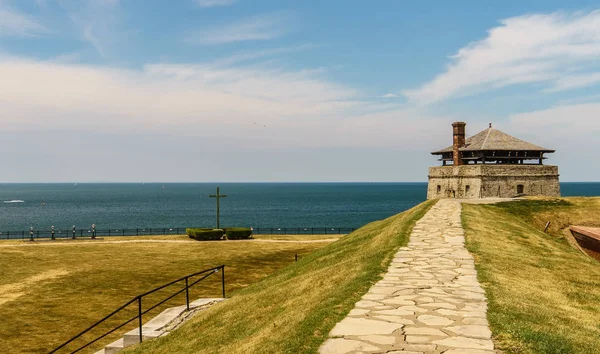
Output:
[437,185,441,193]
[517,184,524,194]
[465,185,470,193]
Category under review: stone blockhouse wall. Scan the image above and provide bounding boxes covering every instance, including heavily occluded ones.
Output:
[427,165,560,199]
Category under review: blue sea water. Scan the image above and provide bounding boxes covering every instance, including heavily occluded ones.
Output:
[0,182,598,232]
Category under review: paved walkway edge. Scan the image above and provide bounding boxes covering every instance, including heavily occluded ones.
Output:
[319,200,495,354]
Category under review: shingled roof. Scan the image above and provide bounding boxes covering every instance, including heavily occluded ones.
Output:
[432,127,555,154]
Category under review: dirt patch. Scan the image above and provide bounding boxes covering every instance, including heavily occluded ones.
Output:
[0,269,70,306]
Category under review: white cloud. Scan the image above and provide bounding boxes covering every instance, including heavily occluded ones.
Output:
[0,2,47,37]
[0,55,450,151]
[404,10,600,104]
[545,72,600,92]
[507,103,600,181]
[382,93,398,98]
[185,13,288,45]
[509,102,600,135]
[195,0,236,8]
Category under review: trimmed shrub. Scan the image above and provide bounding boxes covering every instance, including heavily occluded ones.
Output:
[186,228,211,239]
[186,228,224,241]
[224,227,253,240]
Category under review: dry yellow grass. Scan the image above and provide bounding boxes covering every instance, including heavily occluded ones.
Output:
[0,238,328,353]
[462,198,600,354]
[252,234,343,241]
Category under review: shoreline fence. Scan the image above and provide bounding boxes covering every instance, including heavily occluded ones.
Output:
[0,226,357,240]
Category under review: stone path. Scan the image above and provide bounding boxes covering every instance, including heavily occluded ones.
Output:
[319,200,495,354]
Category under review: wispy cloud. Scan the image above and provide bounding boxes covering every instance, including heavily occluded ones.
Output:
[59,0,124,59]
[211,44,318,66]
[185,13,288,45]
[403,10,600,104]
[0,2,47,37]
[195,0,236,8]
[545,72,600,92]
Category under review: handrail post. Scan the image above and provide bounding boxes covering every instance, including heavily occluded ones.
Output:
[138,296,143,343]
[221,265,225,298]
[185,277,190,311]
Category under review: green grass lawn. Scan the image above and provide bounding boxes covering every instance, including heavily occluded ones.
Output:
[123,201,434,354]
[0,238,329,353]
[462,197,600,354]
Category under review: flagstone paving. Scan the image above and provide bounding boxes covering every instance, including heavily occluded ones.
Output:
[319,200,495,354]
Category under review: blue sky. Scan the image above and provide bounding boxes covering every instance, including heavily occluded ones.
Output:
[1,0,600,182]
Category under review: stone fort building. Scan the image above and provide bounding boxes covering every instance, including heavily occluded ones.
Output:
[427,122,560,199]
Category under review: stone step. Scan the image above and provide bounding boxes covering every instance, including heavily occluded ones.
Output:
[104,298,225,352]
[104,338,125,354]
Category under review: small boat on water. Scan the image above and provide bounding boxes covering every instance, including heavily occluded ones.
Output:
[570,226,600,260]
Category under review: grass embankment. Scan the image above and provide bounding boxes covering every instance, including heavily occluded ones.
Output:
[463,197,600,354]
[125,201,435,354]
[0,238,328,353]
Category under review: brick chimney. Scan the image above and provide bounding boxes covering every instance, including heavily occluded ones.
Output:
[452,122,466,166]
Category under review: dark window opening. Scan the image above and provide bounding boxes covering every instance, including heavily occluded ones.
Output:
[517,184,524,194]
[437,185,441,193]
[465,185,470,193]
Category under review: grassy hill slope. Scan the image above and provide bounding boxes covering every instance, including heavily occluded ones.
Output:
[463,198,600,354]
[126,200,434,354]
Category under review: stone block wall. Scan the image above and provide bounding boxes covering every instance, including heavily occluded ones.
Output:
[427,165,560,199]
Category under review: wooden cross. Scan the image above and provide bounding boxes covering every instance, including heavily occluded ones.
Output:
[209,187,227,229]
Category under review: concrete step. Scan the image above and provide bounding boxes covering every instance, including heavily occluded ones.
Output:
[102,298,225,353]
[104,338,125,354]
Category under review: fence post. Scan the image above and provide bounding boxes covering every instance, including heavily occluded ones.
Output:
[138,297,143,343]
[185,277,190,311]
[221,266,225,298]
[108,229,111,236]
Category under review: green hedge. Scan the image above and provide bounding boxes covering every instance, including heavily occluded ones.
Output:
[186,228,224,241]
[224,227,253,240]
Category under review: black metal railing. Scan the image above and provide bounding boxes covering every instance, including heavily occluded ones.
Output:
[0,227,188,240]
[0,227,356,240]
[50,265,225,354]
